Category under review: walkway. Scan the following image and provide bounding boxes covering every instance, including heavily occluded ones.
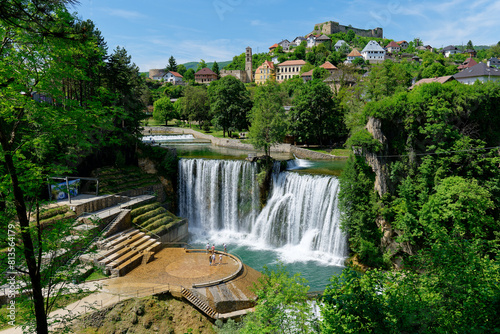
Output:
[1,248,259,333]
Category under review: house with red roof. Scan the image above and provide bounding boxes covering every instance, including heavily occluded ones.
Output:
[457,58,478,70]
[346,48,363,64]
[386,41,401,54]
[276,60,306,82]
[269,43,278,52]
[255,60,275,85]
[397,40,409,49]
[195,68,218,84]
[164,71,184,85]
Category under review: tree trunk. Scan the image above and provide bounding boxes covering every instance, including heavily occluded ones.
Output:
[1,145,48,334]
[7,157,48,333]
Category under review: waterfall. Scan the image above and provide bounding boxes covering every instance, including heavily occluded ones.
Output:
[178,158,347,266]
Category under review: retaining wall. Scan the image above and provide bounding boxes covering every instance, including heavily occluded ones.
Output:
[158,219,189,243]
[291,146,347,160]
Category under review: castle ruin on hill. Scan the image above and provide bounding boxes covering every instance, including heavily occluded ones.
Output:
[313,21,383,38]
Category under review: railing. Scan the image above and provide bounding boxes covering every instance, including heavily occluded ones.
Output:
[188,249,244,288]
[131,222,162,243]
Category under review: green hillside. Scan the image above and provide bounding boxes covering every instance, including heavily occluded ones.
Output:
[182,60,232,70]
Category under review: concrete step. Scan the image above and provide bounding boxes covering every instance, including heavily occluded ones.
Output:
[106,238,158,269]
[97,232,146,264]
[181,287,218,318]
[99,229,141,251]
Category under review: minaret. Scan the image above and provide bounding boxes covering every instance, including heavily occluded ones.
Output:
[245,46,253,83]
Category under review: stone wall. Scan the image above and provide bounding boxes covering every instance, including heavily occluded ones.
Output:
[104,210,132,237]
[220,70,248,83]
[315,21,383,38]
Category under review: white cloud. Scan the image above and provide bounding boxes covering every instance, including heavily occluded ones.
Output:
[106,8,147,20]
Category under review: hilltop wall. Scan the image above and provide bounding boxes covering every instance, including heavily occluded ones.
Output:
[314,21,383,38]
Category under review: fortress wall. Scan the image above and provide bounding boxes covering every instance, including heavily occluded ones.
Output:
[316,21,383,38]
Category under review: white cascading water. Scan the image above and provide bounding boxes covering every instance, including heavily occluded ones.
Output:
[178,158,347,266]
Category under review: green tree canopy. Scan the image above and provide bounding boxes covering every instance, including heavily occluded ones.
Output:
[153,96,177,126]
[166,55,177,72]
[207,75,251,137]
[248,82,287,156]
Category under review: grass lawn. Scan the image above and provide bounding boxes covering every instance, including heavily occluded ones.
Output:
[85,269,109,281]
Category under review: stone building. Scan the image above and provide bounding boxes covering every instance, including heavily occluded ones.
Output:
[313,21,383,38]
[220,46,253,83]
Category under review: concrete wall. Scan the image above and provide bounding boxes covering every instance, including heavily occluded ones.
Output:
[105,210,132,237]
[72,195,127,216]
[291,146,347,160]
[158,219,189,243]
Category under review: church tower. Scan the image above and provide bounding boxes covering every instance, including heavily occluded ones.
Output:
[245,46,253,83]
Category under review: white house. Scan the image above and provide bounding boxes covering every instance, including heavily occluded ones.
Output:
[307,35,318,48]
[442,45,461,57]
[487,57,500,68]
[397,40,409,49]
[453,62,500,84]
[293,36,306,46]
[361,40,386,63]
[345,48,363,64]
[278,39,291,51]
[334,40,347,51]
[164,71,184,85]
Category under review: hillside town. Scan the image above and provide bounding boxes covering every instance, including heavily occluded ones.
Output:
[148,21,500,90]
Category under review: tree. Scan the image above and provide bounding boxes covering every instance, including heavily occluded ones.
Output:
[312,67,329,80]
[153,96,177,126]
[208,75,252,137]
[0,3,124,333]
[212,61,220,78]
[166,55,177,72]
[196,59,208,72]
[352,57,365,67]
[289,80,346,145]
[180,86,211,127]
[183,68,195,81]
[176,64,187,76]
[466,40,474,50]
[240,264,318,334]
[248,82,287,156]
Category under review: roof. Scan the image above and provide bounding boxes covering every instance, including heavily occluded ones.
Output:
[386,41,400,48]
[195,68,216,75]
[278,39,290,44]
[410,75,455,89]
[294,36,306,41]
[454,62,500,79]
[362,40,385,52]
[334,40,346,47]
[457,58,478,70]
[347,49,362,57]
[256,60,274,70]
[316,34,331,41]
[301,70,314,77]
[277,60,307,66]
[167,71,183,78]
[320,61,338,70]
[269,43,278,49]
[397,40,407,44]
[442,45,459,51]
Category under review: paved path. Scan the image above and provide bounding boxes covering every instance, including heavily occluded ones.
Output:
[1,248,250,333]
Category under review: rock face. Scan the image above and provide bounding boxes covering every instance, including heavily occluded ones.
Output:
[364,117,391,197]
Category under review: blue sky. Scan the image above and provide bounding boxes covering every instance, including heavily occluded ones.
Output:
[74,0,500,71]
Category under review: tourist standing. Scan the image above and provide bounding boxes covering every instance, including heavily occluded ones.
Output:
[211,244,215,254]
[219,253,223,265]
[212,253,216,265]
[223,243,227,253]
[209,255,212,266]
[206,242,210,254]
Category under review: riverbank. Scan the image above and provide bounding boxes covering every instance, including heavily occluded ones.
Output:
[142,126,348,160]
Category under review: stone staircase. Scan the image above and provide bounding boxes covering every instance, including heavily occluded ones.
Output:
[181,287,219,319]
[95,228,162,276]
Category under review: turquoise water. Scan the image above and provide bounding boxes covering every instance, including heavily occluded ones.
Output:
[174,145,348,292]
[189,242,344,292]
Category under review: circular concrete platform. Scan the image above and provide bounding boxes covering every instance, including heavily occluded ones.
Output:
[123,248,241,288]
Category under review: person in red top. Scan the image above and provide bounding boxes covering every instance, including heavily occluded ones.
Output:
[211,244,215,254]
